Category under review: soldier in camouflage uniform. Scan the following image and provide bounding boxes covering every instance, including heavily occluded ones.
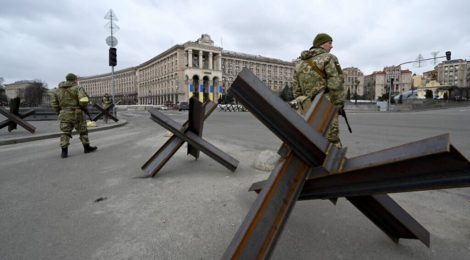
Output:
[292,33,345,147]
[50,73,97,158]
[102,93,112,123]
[102,93,112,107]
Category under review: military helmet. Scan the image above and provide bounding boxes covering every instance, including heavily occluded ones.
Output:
[66,73,77,81]
[313,33,333,48]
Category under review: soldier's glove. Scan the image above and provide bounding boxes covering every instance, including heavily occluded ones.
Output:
[288,100,299,110]
[338,105,346,117]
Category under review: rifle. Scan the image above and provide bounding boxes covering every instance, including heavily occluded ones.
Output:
[80,106,93,121]
[338,107,352,133]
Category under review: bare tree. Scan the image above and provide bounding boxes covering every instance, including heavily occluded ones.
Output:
[24,81,47,106]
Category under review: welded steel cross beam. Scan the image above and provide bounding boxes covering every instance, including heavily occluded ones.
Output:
[92,103,118,123]
[300,134,470,199]
[223,68,470,258]
[223,87,339,259]
[142,97,239,177]
[0,98,36,133]
[223,69,348,258]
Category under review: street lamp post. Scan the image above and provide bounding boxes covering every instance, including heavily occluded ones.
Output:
[104,9,119,117]
[354,79,359,105]
[175,86,179,104]
[388,78,394,112]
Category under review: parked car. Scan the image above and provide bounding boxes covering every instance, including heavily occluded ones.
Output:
[155,104,168,110]
[177,101,189,111]
[393,90,419,103]
[164,101,175,109]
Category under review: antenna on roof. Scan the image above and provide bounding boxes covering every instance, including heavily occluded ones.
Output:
[413,53,426,68]
[431,51,440,65]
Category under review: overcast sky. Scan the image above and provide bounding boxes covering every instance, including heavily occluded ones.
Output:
[1,0,469,88]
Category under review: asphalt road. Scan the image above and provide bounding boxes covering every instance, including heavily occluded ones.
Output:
[1,106,470,259]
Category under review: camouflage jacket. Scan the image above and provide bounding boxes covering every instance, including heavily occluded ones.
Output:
[292,47,345,107]
[102,96,112,106]
[50,81,89,114]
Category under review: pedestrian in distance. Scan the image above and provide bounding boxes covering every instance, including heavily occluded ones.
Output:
[50,73,98,158]
[292,33,346,147]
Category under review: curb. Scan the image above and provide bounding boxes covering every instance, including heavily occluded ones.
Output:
[0,120,128,146]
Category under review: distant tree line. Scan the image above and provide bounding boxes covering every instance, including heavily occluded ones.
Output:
[23,81,48,106]
[0,77,7,105]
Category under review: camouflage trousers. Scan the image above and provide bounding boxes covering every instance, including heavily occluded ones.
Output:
[58,111,90,148]
[326,115,342,148]
[298,95,342,148]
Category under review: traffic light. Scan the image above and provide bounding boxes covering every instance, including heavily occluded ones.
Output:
[445,51,451,61]
[109,47,117,66]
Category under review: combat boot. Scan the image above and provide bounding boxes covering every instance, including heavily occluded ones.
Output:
[61,147,68,158]
[83,144,98,153]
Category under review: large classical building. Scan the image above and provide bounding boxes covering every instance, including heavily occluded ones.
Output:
[79,34,295,105]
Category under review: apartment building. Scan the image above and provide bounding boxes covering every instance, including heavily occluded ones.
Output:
[435,59,469,88]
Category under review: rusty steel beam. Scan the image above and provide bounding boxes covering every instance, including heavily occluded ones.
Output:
[252,137,445,247]
[141,101,217,177]
[229,68,330,167]
[300,134,470,199]
[149,107,238,172]
[0,109,35,128]
[223,88,337,258]
[187,96,205,158]
[248,179,265,193]
[250,179,433,246]
[222,152,311,259]
[347,195,430,246]
[92,103,118,122]
[0,107,36,133]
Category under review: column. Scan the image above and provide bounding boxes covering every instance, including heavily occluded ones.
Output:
[209,52,213,70]
[218,54,222,71]
[188,78,194,99]
[188,49,193,68]
[199,80,204,102]
[199,50,203,69]
[209,79,214,101]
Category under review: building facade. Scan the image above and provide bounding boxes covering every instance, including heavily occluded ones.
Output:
[383,66,413,96]
[342,67,364,100]
[3,81,50,105]
[363,71,385,101]
[79,34,295,105]
[362,66,413,101]
[79,67,138,105]
[435,59,469,88]
[4,82,28,100]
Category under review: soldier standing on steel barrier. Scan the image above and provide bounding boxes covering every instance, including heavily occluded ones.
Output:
[102,93,112,123]
[292,33,345,147]
[50,73,98,158]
